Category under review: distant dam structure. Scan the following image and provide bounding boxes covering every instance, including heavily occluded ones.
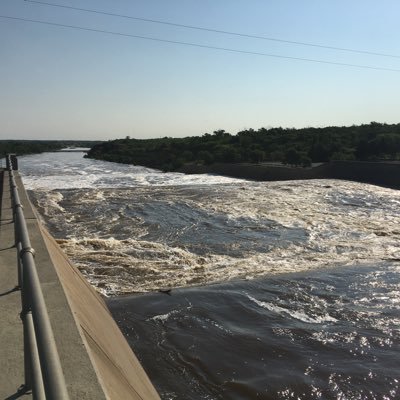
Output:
[179,160,400,189]
[56,148,90,153]
[0,155,160,399]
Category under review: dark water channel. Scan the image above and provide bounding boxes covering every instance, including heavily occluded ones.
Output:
[108,264,400,399]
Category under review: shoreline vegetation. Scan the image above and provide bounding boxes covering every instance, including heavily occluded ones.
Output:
[87,122,400,170]
[86,122,400,189]
[0,140,100,158]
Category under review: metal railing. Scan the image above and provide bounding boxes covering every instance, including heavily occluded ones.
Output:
[6,155,70,400]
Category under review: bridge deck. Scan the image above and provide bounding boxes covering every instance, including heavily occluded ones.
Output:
[0,169,32,398]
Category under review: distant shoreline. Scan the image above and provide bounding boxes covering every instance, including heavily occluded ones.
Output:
[178,161,400,190]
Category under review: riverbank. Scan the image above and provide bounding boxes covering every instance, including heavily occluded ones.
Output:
[178,161,400,189]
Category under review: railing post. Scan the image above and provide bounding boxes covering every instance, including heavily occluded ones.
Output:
[25,311,46,400]
[19,240,32,392]
[6,153,18,171]
[22,313,32,390]
[17,242,23,290]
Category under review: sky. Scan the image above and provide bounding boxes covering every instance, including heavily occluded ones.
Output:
[1,0,400,140]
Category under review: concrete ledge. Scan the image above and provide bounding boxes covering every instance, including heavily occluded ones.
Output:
[41,228,160,400]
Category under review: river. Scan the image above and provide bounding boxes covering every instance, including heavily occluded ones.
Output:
[19,151,400,399]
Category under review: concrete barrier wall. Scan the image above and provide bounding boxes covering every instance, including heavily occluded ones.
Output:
[179,161,400,189]
[326,161,400,188]
[15,172,160,400]
[179,162,327,181]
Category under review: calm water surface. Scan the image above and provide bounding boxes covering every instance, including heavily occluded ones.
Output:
[19,152,400,399]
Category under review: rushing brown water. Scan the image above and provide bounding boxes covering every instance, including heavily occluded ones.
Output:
[20,152,400,399]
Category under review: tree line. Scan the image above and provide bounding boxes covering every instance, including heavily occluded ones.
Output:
[0,140,100,158]
[86,122,400,171]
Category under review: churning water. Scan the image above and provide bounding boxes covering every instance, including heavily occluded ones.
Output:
[20,152,400,399]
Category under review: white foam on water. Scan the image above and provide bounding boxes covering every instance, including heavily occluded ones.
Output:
[56,231,399,297]
[36,191,65,216]
[19,151,246,190]
[18,152,400,296]
[148,309,182,323]
[148,304,193,324]
[246,295,338,324]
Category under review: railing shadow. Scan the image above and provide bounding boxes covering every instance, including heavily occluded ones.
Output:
[0,286,20,298]
[3,384,30,399]
[0,245,17,252]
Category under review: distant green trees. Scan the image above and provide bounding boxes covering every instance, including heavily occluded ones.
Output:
[0,140,101,158]
[86,122,400,171]
[284,148,312,167]
[0,141,63,156]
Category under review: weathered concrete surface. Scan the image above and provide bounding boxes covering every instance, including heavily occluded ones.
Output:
[0,169,160,399]
[0,170,31,398]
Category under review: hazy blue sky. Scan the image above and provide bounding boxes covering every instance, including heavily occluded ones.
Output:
[1,0,399,140]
